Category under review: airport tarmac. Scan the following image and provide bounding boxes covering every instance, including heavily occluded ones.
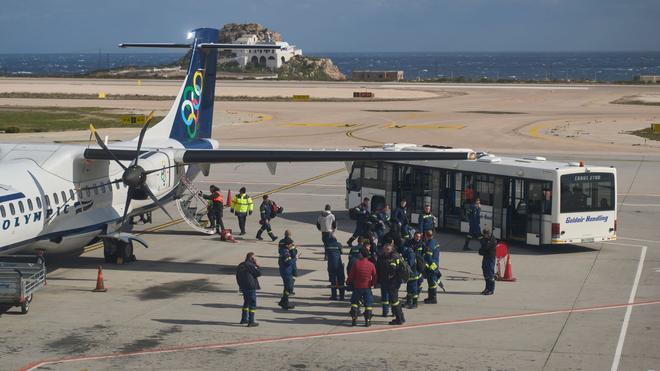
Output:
[0,156,659,371]
[0,79,659,370]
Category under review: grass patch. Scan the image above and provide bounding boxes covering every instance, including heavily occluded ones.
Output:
[0,107,162,133]
[628,127,660,141]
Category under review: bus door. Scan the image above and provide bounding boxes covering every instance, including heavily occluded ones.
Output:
[506,178,544,245]
[444,171,462,230]
[346,164,362,209]
[525,181,545,246]
[507,178,527,242]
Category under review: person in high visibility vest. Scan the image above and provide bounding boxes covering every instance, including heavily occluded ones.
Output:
[200,185,225,234]
[231,187,253,236]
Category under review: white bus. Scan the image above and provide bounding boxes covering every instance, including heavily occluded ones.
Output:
[345,145,617,246]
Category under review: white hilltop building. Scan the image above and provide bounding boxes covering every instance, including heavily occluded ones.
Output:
[227,34,303,70]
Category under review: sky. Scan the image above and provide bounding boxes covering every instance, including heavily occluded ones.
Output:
[0,0,659,53]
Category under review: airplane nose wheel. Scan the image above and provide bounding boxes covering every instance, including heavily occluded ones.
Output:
[103,239,136,264]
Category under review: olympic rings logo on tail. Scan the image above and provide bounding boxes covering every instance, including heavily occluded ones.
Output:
[180,70,204,139]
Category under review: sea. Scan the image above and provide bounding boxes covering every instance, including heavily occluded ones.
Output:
[1,51,660,82]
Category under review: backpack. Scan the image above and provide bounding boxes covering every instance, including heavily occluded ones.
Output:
[270,201,283,218]
[396,254,412,283]
[349,207,359,220]
[414,251,426,273]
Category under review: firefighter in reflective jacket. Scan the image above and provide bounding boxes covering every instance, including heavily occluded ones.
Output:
[400,238,420,309]
[200,185,225,234]
[423,230,441,304]
[256,195,278,241]
[231,187,253,235]
[278,230,296,309]
[392,199,410,247]
[382,243,406,325]
[418,204,437,235]
[405,232,426,293]
[347,197,371,247]
[326,236,346,301]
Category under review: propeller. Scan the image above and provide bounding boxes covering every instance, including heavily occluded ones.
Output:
[90,120,175,227]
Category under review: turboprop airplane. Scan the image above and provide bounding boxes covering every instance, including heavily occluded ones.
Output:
[0,28,475,263]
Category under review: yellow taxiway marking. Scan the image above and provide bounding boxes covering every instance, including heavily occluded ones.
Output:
[384,124,465,130]
[527,122,561,141]
[284,123,358,128]
[83,168,345,254]
[345,124,385,145]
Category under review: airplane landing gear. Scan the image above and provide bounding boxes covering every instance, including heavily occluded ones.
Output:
[103,239,136,264]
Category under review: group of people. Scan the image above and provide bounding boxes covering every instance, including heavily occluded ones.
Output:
[234,195,498,328]
[201,186,281,240]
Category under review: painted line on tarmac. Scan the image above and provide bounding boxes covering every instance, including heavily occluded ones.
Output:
[618,237,660,245]
[83,168,345,254]
[384,124,465,130]
[606,242,647,371]
[345,124,384,145]
[20,298,660,371]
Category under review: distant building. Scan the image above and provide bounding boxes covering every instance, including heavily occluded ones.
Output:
[639,75,660,84]
[352,70,404,82]
[225,34,303,71]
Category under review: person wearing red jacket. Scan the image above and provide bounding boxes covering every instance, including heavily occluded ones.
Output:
[346,246,377,327]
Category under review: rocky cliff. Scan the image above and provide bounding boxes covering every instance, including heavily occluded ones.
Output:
[277,55,346,81]
[220,23,282,43]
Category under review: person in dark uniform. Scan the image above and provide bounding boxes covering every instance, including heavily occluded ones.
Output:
[392,199,409,248]
[479,229,497,295]
[200,185,225,234]
[463,197,482,251]
[405,231,426,295]
[374,204,391,246]
[278,230,296,309]
[423,230,440,304]
[400,237,420,309]
[346,246,377,327]
[347,197,371,247]
[326,236,346,301]
[382,243,406,325]
[418,205,437,235]
[375,245,391,317]
[236,252,261,327]
[256,195,278,241]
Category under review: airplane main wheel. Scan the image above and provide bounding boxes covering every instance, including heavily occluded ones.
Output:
[103,240,117,263]
[20,295,32,314]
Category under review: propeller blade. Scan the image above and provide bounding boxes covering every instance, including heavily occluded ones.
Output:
[120,189,133,227]
[142,185,174,221]
[143,164,181,175]
[134,120,151,166]
[91,125,128,171]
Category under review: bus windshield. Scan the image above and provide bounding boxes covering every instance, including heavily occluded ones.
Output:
[560,172,615,213]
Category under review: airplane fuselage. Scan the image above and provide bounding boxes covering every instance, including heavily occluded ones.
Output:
[0,142,187,255]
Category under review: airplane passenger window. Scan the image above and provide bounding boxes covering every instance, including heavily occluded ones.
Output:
[53,193,59,205]
[115,182,120,190]
[101,185,106,194]
[61,191,67,203]
[44,195,50,207]
[27,199,33,211]
[93,185,99,195]
[36,197,42,208]
[9,203,16,215]
[85,187,91,197]
[0,205,5,218]
[18,201,25,213]
[70,189,75,200]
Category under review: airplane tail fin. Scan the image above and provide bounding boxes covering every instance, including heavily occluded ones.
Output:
[148,28,219,148]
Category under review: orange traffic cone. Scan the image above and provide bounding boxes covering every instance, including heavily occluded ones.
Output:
[225,190,232,207]
[500,255,516,282]
[92,266,108,292]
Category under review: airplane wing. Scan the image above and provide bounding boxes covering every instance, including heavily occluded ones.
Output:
[83,145,475,163]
